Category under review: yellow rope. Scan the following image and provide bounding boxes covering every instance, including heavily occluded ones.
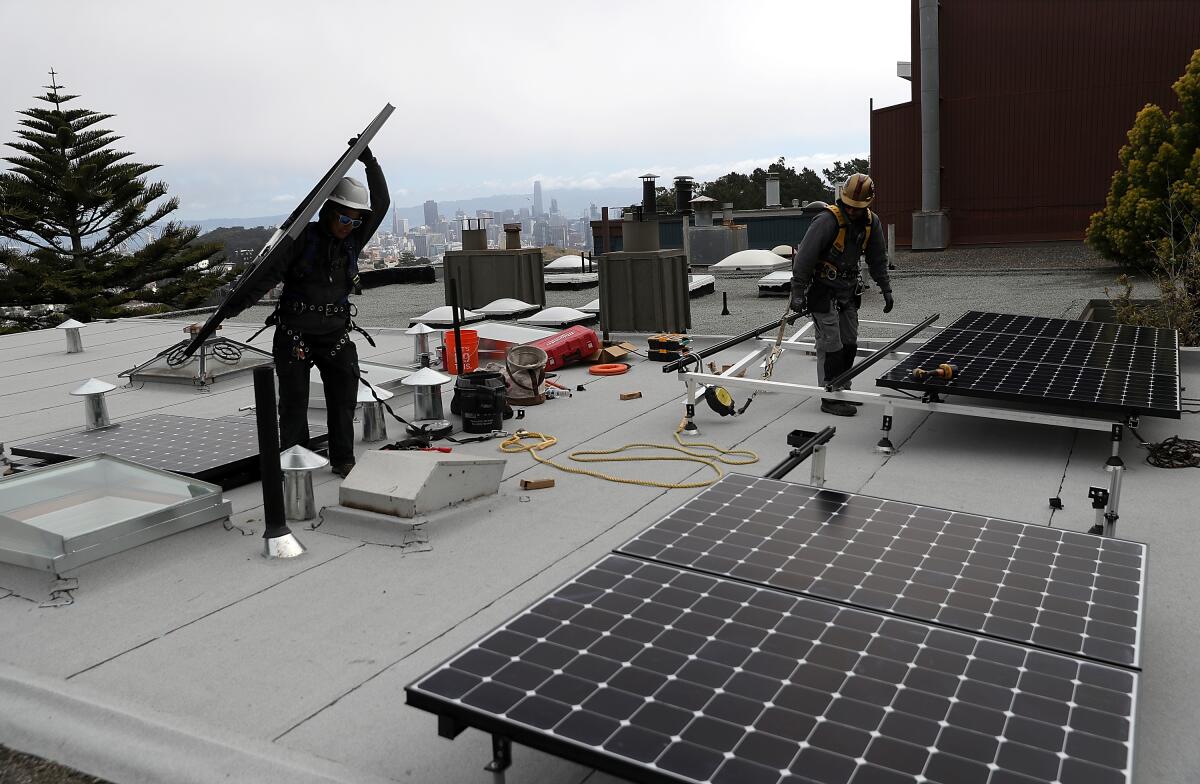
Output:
[499,429,758,489]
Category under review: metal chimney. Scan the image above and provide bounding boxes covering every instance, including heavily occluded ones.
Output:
[503,223,522,249]
[461,217,487,251]
[673,176,694,213]
[640,173,658,215]
[690,196,717,227]
[406,322,435,365]
[56,319,85,353]
[722,203,734,224]
[357,384,392,443]
[913,0,950,249]
[70,378,116,430]
[766,173,781,208]
[623,209,660,252]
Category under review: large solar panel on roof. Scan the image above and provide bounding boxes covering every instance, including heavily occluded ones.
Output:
[11,413,327,486]
[617,474,1145,669]
[876,310,1180,418]
[950,311,1177,348]
[408,554,1138,784]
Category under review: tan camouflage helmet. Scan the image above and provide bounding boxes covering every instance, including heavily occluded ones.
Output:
[841,173,875,208]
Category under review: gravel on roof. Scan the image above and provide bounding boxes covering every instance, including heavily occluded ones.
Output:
[235,263,1156,342]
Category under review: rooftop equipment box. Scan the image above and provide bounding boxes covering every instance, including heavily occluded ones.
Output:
[443,249,546,310]
[597,250,691,334]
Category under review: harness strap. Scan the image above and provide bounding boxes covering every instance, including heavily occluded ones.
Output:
[825,203,873,256]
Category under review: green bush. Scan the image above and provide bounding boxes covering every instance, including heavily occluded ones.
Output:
[1088,48,1200,270]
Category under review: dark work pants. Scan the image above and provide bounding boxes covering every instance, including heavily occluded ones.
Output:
[272,327,360,466]
[811,288,859,389]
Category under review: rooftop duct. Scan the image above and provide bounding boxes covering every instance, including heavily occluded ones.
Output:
[690,196,717,227]
[460,217,487,251]
[640,173,658,215]
[503,223,521,249]
[913,0,950,249]
[766,173,781,208]
[674,176,695,214]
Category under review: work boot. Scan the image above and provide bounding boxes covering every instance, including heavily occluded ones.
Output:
[820,398,858,417]
[331,462,355,478]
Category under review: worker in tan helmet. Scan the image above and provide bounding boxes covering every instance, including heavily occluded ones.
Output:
[790,173,893,417]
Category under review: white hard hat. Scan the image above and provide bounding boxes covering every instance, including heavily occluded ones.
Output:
[327,177,370,211]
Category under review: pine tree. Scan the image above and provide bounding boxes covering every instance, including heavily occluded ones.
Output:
[0,70,228,330]
[1087,48,1200,269]
[698,157,832,210]
[821,159,871,191]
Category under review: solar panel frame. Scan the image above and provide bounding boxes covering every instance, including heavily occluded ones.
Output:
[407,554,1139,784]
[617,474,1146,669]
[874,310,1181,419]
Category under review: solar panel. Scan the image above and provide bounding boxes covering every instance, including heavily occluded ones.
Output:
[917,328,1178,378]
[618,474,1145,668]
[11,413,328,485]
[408,554,1138,784]
[875,311,1180,418]
[949,311,1177,349]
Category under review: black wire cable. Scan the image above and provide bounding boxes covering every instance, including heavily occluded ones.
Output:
[1130,426,1200,468]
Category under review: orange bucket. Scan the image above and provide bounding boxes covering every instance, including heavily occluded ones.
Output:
[443,329,479,374]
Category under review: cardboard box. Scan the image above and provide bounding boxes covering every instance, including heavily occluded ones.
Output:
[591,341,637,363]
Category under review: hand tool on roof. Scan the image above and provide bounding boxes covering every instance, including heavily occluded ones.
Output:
[912,363,957,380]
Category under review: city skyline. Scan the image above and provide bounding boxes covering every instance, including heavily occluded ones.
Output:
[2,1,912,221]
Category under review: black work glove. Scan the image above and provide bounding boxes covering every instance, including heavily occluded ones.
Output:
[348,136,375,165]
[882,290,895,314]
[789,282,809,316]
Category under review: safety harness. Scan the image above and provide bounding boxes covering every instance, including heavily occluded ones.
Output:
[247,225,376,360]
[817,203,872,281]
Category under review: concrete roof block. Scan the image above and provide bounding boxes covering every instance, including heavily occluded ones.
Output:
[338,450,506,518]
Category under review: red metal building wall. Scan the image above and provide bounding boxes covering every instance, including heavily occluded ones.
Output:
[871,0,1200,247]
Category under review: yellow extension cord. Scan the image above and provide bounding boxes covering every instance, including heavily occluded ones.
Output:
[499,428,758,490]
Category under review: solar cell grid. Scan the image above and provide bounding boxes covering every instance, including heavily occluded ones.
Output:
[918,328,1178,378]
[408,554,1137,784]
[949,310,1177,350]
[874,310,1181,418]
[618,474,1145,668]
[10,413,328,478]
[877,350,1181,418]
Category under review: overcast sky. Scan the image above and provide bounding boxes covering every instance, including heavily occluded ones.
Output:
[2,1,913,220]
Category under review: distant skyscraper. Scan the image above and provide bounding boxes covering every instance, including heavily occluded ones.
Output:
[391,206,399,235]
[550,198,559,215]
[397,218,409,235]
[423,200,438,229]
[533,181,544,217]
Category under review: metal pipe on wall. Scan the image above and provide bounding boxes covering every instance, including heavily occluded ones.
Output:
[920,0,941,213]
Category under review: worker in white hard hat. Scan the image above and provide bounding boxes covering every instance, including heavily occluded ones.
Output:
[790,172,893,417]
[225,140,388,477]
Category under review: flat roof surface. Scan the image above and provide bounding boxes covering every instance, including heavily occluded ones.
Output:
[1,270,1197,784]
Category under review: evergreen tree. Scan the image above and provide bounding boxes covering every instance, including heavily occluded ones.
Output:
[821,158,871,191]
[698,157,831,210]
[0,71,227,330]
[1087,48,1200,269]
